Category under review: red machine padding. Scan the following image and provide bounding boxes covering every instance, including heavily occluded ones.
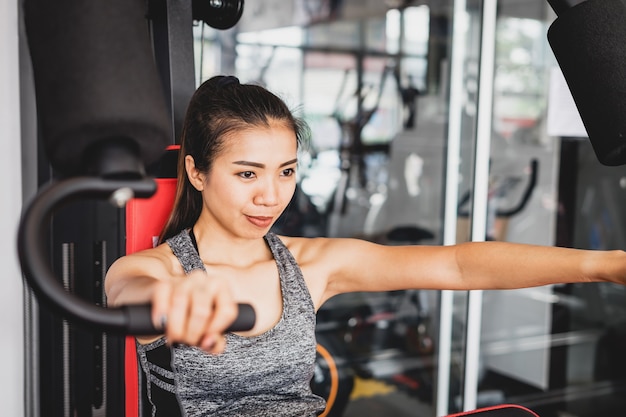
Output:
[447,404,540,417]
[124,175,177,417]
[124,178,176,417]
[126,178,177,254]
[124,336,140,417]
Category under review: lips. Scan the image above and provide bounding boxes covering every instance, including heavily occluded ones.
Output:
[246,215,274,228]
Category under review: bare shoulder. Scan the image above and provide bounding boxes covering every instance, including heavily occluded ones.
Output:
[277,235,397,305]
[277,235,384,271]
[277,235,324,259]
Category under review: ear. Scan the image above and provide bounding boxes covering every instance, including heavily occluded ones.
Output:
[185,155,205,191]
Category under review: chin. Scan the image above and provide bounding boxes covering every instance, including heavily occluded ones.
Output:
[238,227,271,240]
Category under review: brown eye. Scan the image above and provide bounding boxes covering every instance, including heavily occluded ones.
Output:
[238,171,255,179]
[282,168,295,177]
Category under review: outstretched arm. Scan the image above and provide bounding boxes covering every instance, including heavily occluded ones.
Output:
[312,238,626,302]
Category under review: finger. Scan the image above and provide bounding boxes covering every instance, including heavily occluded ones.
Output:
[201,333,226,354]
[166,285,191,343]
[151,282,171,335]
[212,334,227,354]
[185,289,213,346]
[206,288,239,335]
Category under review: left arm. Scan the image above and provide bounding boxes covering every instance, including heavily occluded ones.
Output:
[298,238,626,306]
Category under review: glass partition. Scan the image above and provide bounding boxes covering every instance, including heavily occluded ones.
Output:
[458,1,626,416]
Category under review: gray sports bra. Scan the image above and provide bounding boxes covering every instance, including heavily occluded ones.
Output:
[135,229,326,416]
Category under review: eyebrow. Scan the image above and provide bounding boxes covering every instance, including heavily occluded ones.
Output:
[232,158,298,169]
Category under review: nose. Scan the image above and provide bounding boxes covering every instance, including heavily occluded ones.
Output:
[253,178,280,206]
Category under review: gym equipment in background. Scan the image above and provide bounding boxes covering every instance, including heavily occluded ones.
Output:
[192,0,244,30]
[457,159,539,242]
[547,0,626,166]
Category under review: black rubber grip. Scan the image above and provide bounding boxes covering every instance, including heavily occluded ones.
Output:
[123,303,255,335]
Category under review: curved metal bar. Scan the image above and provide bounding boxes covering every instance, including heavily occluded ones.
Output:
[17,176,256,334]
[495,159,539,218]
[18,176,160,334]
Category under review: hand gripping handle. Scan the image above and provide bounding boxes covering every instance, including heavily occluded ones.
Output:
[17,176,255,335]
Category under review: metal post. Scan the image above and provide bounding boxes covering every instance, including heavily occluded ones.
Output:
[463,0,498,411]
[436,0,468,414]
[150,0,197,143]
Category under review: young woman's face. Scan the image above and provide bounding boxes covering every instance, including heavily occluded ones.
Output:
[191,120,298,239]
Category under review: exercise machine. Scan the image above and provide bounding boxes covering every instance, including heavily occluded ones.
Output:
[15,0,626,416]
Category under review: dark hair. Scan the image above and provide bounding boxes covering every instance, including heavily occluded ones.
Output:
[159,75,309,243]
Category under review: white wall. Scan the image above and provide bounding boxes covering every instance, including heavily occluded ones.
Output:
[0,0,25,416]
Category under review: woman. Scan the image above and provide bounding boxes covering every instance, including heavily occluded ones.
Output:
[105,75,626,416]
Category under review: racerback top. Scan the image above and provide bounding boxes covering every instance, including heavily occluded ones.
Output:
[135,229,326,416]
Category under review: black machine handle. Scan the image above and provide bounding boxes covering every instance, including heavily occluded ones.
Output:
[17,176,255,335]
[457,159,539,219]
[495,158,539,218]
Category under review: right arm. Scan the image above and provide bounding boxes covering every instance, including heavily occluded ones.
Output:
[104,248,238,353]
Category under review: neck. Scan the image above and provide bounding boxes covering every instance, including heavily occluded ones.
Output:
[191,224,271,267]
